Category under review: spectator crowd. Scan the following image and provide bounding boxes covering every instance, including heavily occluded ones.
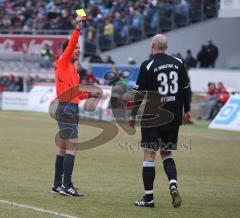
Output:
[0,0,217,32]
[198,81,229,120]
[173,40,219,69]
[0,75,53,92]
[0,0,218,54]
[0,75,23,92]
[0,0,220,102]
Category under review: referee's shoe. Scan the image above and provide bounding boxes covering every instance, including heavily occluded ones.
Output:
[51,185,61,194]
[59,183,83,197]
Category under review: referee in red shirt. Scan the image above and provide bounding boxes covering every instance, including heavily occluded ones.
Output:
[51,18,99,197]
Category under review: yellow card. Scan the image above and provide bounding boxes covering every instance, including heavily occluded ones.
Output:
[76,9,87,17]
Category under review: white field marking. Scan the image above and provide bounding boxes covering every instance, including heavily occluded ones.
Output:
[0,199,79,218]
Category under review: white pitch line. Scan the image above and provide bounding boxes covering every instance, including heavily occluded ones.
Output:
[0,199,79,218]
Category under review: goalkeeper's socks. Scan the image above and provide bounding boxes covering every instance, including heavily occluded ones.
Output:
[142,161,155,201]
[63,154,75,188]
[54,155,64,186]
[162,156,177,190]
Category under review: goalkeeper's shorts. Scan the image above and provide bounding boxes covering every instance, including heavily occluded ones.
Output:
[140,126,179,152]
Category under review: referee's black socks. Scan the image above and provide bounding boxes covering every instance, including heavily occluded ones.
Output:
[54,155,64,186]
[163,156,177,190]
[63,154,75,188]
[142,161,155,202]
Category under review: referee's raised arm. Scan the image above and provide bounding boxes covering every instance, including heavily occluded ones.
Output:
[61,29,81,65]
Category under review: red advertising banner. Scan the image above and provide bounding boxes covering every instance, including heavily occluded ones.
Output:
[0,35,68,59]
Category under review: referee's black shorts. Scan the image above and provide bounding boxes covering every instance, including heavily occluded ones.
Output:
[55,103,79,139]
[141,126,179,152]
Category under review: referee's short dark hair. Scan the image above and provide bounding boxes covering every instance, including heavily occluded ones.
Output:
[62,40,69,52]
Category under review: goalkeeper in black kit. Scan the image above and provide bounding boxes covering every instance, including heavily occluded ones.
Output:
[128,34,191,208]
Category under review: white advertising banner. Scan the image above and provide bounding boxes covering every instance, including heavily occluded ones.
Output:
[219,0,240,18]
[79,85,112,110]
[188,68,240,94]
[27,84,112,113]
[28,84,56,112]
[2,84,113,114]
[1,92,29,111]
[209,95,240,131]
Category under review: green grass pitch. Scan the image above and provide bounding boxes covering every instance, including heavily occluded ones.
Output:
[0,111,240,218]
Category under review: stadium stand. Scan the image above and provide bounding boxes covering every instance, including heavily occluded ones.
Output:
[0,0,219,56]
[0,37,223,93]
[1,0,233,95]
[0,74,54,92]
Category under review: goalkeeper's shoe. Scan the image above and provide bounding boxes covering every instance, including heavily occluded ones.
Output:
[51,184,61,194]
[134,196,154,208]
[170,186,182,208]
[59,185,83,197]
